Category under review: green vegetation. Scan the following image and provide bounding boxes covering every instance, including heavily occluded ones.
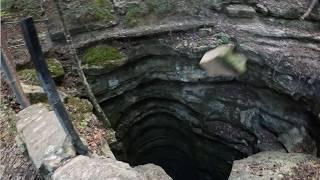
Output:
[0,10,9,17]
[224,52,247,74]
[17,69,38,85]
[215,32,231,45]
[1,0,42,18]
[83,46,124,69]
[124,4,146,27]
[17,58,65,85]
[65,97,93,129]
[93,0,114,21]
[66,0,115,24]
[47,58,65,79]
[0,104,17,144]
[66,96,93,113]
[145,0,174,15]
[124,0,174,27]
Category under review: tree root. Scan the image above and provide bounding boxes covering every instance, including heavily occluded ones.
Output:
[300,0,318,20]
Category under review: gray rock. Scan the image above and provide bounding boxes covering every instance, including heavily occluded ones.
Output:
[21,83,67,104]
[225,4,256,18]
[52,155,172,180]
[229,151,320,180]
[278,127,317,155]
[16,104,76,169]
[198,27,213,37]
[100,139,116,159]
[255,4,268,15]
[134,164,172,180]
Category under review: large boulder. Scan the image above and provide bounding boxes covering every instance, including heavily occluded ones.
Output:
[16,104,76,171]
[229,151,320,179]
[52,155,172,180]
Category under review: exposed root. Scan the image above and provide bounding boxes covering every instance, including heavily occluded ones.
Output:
[300,0,318,20]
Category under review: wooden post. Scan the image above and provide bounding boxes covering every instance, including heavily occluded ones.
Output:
[0,51,30,108]
[20,17,87,155]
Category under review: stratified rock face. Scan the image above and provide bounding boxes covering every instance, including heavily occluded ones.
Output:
[46,0,319,179]
[229,151,320,180]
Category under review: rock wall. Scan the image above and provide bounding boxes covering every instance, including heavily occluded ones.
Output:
[44,0,320,179]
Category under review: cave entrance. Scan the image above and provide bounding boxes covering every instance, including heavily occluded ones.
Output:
[84,40,319,180]
[113,113,246,180]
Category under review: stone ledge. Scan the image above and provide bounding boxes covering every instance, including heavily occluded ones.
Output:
[52,156,172,180]
[16,103,76,169]
[229,151,320,179]
[16,103,172,179]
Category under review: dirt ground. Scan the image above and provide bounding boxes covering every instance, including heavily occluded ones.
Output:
[0,76,40,179]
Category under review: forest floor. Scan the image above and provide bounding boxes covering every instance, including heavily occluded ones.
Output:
[0,7,115,180]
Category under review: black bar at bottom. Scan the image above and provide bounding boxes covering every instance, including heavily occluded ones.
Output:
[20,17,87,155]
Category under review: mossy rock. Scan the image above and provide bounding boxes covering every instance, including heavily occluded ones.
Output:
[82,46,125,71]
[94,0,114,21]
[17,58,65,85]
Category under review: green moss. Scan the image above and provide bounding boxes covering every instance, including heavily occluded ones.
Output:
[17,69,39,85]
[65,97,93,129]
[124,4,147,27]
[124,0,174,27]
[215,32,231,45]
[17,58,64,85]
[65,0,114,24]
[65,96,93,113]
[1,0,41,18]
[0,10,9,17]
[47,58,65,79]
[83,46,124,69]
[224,52,247,74]
[93,0,114,21]
[145,0,174,15]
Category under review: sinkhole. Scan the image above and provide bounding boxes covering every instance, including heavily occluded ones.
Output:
[82,39,320,180]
